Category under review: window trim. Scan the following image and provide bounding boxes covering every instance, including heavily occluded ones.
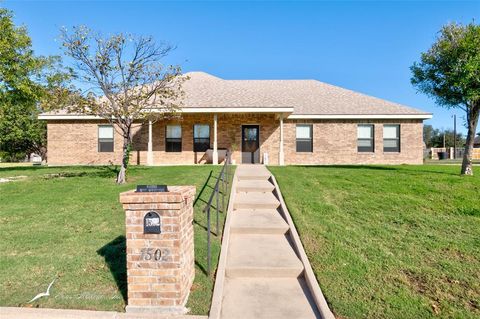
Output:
[383,124,401,153]
[165,124,182,153]
[296,124,313,153]
[98,125,114,153]
[193,124,210,152]
[357,124,375,153]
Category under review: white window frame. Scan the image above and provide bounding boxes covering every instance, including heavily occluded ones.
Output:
[357,124,375,153]
[98,125,114,152]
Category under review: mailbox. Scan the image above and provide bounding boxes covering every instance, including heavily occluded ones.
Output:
[144,211,161,234]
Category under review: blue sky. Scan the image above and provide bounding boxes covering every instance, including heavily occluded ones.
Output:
[3,1,479,134]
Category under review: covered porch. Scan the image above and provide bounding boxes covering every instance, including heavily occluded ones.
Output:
[134,111,291,166]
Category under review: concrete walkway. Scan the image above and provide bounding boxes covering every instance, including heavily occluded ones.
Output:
[211,165,330,319]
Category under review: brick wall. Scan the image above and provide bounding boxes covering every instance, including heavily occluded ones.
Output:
[47,120,140,165]
[120,186,196,313]
[283,119,424,165]
[46,115,424,165]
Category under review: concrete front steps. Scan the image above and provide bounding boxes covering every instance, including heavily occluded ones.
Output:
[221,277,320,319]
[230,209,289,234]
[233,192,280,210]
[226,234,304,278]
[212,165,326,319]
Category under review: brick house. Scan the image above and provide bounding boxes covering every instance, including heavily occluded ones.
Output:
[39,72,432,165]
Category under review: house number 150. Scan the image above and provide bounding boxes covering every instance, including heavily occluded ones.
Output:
[140,248,162,261]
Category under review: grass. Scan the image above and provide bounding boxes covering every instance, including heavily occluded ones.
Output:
[0,162,33,168]
[269,165,480,319]
[0,164,232,315]
[424,159,480,165]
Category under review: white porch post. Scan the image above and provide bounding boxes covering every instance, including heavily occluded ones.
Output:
[213,114,218,164]
[147,120,153,166]
[279,114,285,165]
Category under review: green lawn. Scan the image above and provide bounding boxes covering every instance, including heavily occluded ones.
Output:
[269,165,480,319]
[0,165,232,315]
[424,159,480,165]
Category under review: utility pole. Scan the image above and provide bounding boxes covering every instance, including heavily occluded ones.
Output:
[453,114,457,159]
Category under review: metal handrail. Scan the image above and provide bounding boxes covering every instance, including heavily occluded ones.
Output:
[203,151,231,275]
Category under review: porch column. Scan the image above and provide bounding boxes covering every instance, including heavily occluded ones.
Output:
[279,114,285,165]
[213,114,218,164]
[147,120,153,166]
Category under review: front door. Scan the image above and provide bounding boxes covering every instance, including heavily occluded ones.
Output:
[242,125,260,164]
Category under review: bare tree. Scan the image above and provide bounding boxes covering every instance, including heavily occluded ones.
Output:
[52,26,186,183]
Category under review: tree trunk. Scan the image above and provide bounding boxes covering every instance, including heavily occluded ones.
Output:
[461,103,479,176]
[116,134,131,184]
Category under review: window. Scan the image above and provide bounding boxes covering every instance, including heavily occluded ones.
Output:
[98,125,114,152]
[296,124,313,152]
[357,124,374,152]
[384,125,400,152]
[193,124,210,152]
[166,125,182,152]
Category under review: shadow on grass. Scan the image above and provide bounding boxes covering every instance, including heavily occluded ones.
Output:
[193,170,213,207]
[0,165,122,181]
[0,166,45,172]
[298,165,397,171]
[43,166,119,179]
[195,260,208,277]
[97,236,127,303]
[193,169,225,277]
[291,164,462,176]
[455,207,480,217]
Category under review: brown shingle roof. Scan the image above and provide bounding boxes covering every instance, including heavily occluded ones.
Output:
[180,72,429,115]
[39,71,431,118]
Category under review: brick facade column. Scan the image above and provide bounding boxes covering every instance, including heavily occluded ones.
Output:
[119,186,196,314]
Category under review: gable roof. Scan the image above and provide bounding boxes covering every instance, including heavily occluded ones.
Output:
[39,71,432,120]
[475,135,480,145]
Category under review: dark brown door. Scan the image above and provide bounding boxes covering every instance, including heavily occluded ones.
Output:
[242,125,260,164]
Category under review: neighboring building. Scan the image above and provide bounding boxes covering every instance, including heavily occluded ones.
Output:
[474,135,480,148]
[39,72,432,165]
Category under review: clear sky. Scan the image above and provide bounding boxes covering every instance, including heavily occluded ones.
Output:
[3,1,480,135]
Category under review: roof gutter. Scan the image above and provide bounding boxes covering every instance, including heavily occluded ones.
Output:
[38,107,295,120]
[180,107,294,113]
[38,110,432,120]
[287,114,433,120]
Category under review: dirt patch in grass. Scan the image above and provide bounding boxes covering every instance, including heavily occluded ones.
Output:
[0,175,27,183]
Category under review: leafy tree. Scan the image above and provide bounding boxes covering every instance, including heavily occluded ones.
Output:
[423,124,436,148]
[423,125,465,148]
[411,22,480,175]
[54,26,185,183]
[0,8,66,161]
[432,130,464,148]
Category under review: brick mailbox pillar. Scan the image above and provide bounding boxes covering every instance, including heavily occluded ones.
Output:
[119,186,196,314]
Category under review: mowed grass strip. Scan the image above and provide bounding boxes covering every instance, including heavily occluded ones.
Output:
[0,165,233,315]
[269,165,480,319]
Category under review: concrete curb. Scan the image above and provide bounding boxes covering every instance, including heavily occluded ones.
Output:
[0,307,208,319]
[269,172,336,319]
[208,166,239,319]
